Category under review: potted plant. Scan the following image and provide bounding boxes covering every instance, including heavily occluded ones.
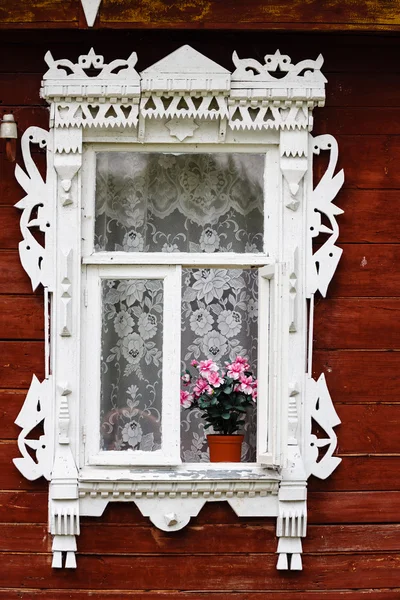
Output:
[180,357,257,462]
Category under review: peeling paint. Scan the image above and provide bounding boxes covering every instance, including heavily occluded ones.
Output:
[360,256,368,267]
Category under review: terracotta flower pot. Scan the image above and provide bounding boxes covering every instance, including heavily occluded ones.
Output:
[207,434,244,462]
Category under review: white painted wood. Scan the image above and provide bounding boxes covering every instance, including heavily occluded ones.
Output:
[80,0,101,27]
[83,264,182,466]
[13,45,345,570]
[257,263,289,466]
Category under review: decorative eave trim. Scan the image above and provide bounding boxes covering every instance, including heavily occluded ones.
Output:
[41,46,326,132]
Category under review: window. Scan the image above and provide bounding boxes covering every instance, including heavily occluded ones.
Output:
[14,45,343,571]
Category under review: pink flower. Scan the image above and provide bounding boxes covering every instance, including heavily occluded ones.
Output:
[238,374,253,395]
[191,360,198,367]
[234,355,250,368]
[193,377,210,398]
[181,373,191,386]
[198,359,218,379]
[227,362,243,380]
[252,388,257,401]
[180,390,193,408]
[208,371,224,387]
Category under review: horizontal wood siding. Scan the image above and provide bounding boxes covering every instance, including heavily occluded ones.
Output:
[0,29,399,596]
[2,0,400,30]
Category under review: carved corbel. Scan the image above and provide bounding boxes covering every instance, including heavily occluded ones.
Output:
[280,130,308,210]
[50,383,79,568]
[54,128,83,207]
[276,446,307,570]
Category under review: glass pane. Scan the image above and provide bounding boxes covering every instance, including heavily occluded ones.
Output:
[95,152,264,253]
[180,268,258,462]
[100,278,163,452]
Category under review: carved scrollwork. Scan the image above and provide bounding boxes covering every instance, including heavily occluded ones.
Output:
[305,374,341,480]
[231,49,327,86]
[15,127,53,291]
[43,47,139,81]
[306,134,345,298]
[13,375,52,481]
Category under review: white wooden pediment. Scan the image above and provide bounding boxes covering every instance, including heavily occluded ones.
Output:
[13,45,344,572]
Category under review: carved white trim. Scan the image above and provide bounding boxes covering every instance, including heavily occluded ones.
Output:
[306,134,345,298]
[13,375,53,481]
[15,127,54,291]
[80,0,101,27]
[13,45,345,571]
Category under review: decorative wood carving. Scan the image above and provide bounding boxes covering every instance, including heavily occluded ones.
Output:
[15,127,54,291]
[80,0,101,27]
[13,375,52,481]
[14,45,345,571]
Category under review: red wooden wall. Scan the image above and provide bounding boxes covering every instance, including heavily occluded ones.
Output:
[0,29,400,597]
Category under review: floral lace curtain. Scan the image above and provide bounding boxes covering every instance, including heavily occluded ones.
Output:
[96,152,264,461]
[95,152,264,253]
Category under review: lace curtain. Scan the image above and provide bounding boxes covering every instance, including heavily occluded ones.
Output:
[96,152,264,461]
[95,152,264,253]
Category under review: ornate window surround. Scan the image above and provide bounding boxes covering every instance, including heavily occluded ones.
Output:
[13,45,343,571]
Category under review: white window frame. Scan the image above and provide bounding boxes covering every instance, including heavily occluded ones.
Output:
[13,45,344,571]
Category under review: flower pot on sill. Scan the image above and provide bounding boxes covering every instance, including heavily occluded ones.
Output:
[207,434,244,463]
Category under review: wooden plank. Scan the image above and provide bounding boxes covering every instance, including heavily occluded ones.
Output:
[326,72,400,107]
[314,299,400,350]
[316,107,400,135]
[313,350,400,402]
[334,190,400,244]
[99,0,400,31]
[0,552,400,590]
[0,252,38,294]
[335,404,400,454]
[308,491,400,524]
[0,341,44,388]
[309,456,400,492]
[321,135,400,190]
[0,0,78,24]
[1,592,400,600]
[0,207,21,248]
[0,74,44,106]
[0,390,26,439]
[327,244,400,298]
[1,522,399,554]
[0,491,47,523]
[0,296,44,340]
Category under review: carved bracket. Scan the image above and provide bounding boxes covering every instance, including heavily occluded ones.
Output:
[305,374,341,479]
[306,134,345,298]
[13,375,53,481]
[15,127,54,292]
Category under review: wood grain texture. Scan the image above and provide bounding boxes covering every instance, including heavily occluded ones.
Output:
[308,491,400,524]
[0,296,44,340]
[0,592,399,600]
[313,350,400,402]
[0,552,399,590]
[1,522,399,554]
[0,342,44,388]
[1,0,400,30]
[314,299,400,350]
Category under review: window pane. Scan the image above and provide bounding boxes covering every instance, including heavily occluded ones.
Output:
[100,279,163,452]
[180,268,258,462]
[95,152,264,253]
